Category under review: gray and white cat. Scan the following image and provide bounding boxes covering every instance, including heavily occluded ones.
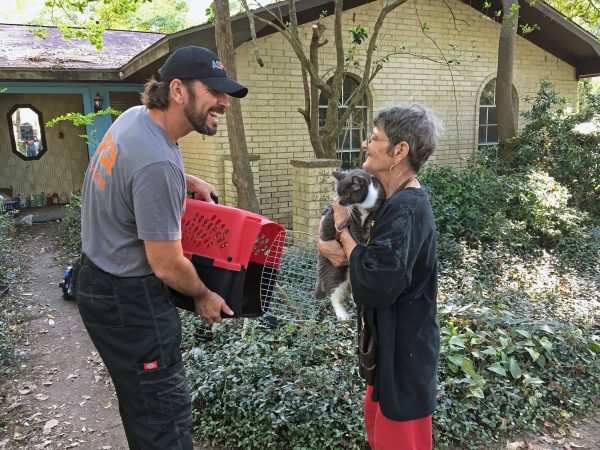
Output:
[314,169,385,321]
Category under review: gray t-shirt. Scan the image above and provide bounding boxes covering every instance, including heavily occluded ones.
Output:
[81,105,186,277]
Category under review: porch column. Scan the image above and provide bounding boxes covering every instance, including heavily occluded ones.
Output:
[290,158,340,234]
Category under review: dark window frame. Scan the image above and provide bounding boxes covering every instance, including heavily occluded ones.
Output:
[7,104,48,161]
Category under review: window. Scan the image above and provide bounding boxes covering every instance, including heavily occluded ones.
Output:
[319,75,369,169]
[7,104,48,160]
[478,79,518,148]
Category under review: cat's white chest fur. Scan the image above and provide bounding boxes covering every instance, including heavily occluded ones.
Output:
[356,183,380,225]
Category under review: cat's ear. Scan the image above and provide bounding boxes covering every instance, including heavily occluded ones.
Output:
[351,175,366,186]
[332,171,345,181]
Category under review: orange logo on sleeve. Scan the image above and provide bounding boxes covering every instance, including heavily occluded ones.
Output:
[91,131,119,189]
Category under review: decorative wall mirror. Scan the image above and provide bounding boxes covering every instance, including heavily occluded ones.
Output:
[7,104,48,161]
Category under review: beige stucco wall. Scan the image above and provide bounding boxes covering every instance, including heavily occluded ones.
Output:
[180,0,578,229]
[0,93,88,201]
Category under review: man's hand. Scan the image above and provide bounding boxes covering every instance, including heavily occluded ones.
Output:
[185,174,217,202]
[318,238,349,267]
[193,290,234,324]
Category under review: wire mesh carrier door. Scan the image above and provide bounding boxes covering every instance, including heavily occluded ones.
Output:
[171,199,320,321]
[260,230,321,321]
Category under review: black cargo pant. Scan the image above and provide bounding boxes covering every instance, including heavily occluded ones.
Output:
[75,256,193,450]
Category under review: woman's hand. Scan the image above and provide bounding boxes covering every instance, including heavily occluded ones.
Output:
[318,238,349,267]
[185,174,217,202]
[332,199,351,230]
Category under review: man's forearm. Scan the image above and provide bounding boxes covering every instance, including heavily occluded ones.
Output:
[155,255,210,298]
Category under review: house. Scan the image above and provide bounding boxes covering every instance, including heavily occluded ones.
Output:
[0,0,598,228]
[0,25,164,204]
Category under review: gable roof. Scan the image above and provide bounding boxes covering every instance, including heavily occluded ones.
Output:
[120,0,599,82]
[1,0,598,83]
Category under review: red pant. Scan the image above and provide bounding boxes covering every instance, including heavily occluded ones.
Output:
[363,385,432,450]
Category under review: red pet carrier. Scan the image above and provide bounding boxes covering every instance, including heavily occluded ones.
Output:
[171,198,285,318]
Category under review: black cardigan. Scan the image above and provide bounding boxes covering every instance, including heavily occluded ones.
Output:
[349,187,440,422]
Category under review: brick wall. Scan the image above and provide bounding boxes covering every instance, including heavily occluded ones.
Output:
[179,0,578,229]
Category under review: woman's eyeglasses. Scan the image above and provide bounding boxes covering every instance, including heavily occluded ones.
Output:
[366,134,390,145]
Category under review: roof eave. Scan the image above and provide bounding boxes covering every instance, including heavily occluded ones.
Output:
[119,0,372,82]
[0,68,122,82]
[121,0,600,82]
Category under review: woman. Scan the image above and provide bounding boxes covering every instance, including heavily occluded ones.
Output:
[319,105,441,450]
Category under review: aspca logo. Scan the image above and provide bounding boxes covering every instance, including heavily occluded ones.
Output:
[212,60,224,70]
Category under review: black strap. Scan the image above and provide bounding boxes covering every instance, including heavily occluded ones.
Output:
[365,176,415,244]
[392,176,415,197]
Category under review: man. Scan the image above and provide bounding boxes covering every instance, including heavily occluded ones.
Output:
[75,46,247,449]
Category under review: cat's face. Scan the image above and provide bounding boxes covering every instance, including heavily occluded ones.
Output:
[333,170,371,206]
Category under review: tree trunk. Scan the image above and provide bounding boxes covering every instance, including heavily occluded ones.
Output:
[214,0,260,213]
[496,0,518,161]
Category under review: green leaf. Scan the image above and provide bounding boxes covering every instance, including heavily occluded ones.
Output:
[539,337,553,352]
[481,348,498,356]
[448,336,466,348]
[509,357,522,379]
[515,329,531,339]
[537,324,555,334]
[461,358,477,378]
[536,354,547,369]
[467,386,485,399]
[448,355,464,366]
[588,341,600,353]
[525,347,540,362]
[487,363,507,376]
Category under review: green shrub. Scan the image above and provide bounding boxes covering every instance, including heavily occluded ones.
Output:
[422,166,512,247]
[435,304,600,449]
[181,316,366,449]
[181,290,600,449]
[58,193,82,258]
[507,80,600,218]
[508,170,585,247]
[0,211,16,371]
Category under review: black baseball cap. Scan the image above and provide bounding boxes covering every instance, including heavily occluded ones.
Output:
[159,46,248,98]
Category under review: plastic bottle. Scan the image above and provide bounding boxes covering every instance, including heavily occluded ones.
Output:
[18,194,25,208]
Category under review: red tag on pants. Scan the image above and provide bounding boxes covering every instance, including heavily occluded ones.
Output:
[143,361,159,371]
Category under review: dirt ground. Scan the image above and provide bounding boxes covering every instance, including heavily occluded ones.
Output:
[0,221,127,450]
[0,221,599,450]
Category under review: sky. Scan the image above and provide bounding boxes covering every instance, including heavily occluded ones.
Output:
[0,0,213,27]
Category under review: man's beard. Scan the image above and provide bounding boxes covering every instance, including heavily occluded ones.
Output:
[184,89,223,136]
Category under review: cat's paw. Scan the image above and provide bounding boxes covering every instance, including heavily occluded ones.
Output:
[334,306,351,322]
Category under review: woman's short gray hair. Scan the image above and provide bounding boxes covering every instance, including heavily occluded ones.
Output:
[374,105,443,172]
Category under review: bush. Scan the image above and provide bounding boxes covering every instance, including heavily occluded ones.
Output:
[0,212,16,371]
[421,163,587,266]
[58,193,82,258]
[504,80,600,218]
[435,304,600,448]
[422,166,512,247]
[181,316,366,449]
[508,170,585,247]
